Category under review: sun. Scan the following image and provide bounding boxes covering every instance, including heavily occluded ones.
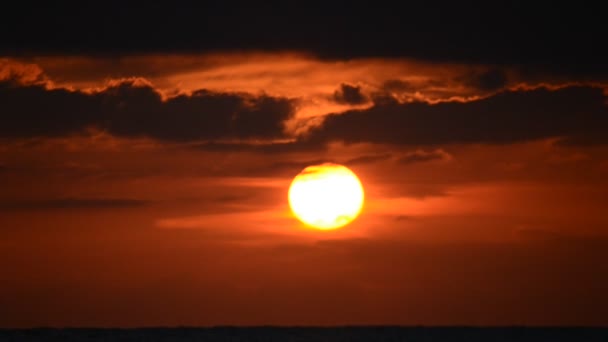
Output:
[288,163,365,230]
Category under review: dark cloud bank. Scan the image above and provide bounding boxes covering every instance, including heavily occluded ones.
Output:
[307,86,608,146]
[333,84,367,105]
[1,81,606,146]
[0,81,294,141]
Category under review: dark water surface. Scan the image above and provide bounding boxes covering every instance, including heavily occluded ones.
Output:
[1,327,607,341]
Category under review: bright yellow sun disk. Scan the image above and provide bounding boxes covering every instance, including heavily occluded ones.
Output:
[288,163,364,230]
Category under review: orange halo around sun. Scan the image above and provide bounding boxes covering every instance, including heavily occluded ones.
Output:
[288,163,365,230]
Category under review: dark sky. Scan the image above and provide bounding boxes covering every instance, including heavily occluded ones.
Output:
[3,2,606,64]
[1,2,607,327]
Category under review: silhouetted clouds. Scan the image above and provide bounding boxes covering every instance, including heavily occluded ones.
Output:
[3,80,606,147]
[333,84,367,105]
[0,198,149,211]
[0,81,99,138]
[0,80,295,141]
[307,86,608,145]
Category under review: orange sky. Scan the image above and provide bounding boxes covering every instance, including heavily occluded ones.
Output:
[1,54,607,327]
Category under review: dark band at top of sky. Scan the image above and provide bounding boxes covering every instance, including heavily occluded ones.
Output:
[2,2,607,74]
